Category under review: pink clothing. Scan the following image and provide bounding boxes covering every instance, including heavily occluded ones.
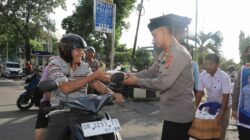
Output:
[40,66,49,82]
[39,66,51,102]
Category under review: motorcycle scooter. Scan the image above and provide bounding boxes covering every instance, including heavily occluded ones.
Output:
[38,72,125,140]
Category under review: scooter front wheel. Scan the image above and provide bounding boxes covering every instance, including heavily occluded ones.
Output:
[96,132,122,140]
[16,92,34,110]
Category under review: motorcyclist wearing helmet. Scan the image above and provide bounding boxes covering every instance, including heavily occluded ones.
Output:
[45,34,124,140]
[47,34,123,105]
[85,46,100,72]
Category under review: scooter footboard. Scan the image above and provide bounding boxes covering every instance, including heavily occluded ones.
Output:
[46,111,101,140]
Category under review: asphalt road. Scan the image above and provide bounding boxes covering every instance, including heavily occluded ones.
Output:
[0,77,239,140]
[0,78,37,140]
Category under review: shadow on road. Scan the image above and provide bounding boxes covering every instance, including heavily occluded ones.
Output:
[0,109,37,119]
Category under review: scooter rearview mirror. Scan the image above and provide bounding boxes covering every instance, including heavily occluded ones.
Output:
[39,80,58,92]
[111,72,125,84]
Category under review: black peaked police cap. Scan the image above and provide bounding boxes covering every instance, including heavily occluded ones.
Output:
[148,14,191,32]
[148,16,172,32]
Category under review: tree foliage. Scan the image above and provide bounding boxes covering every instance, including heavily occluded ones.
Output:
[114,51,131,65]
[29,39,43,51]
[0,14,23,62]
[61,0,136,65]
[239,31,250,63]
[114,44,131,64]
[220,57,240,72]
[0,0,65,61]
[188,31,223,66]
[133,48,153,71]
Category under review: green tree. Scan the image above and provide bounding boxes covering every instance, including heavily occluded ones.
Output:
[239,31,250,62]
[29,39,43,51]
[51,37,59,55]
[220,57,240,72]
[0,0,65,61]
[188,31,223,66]
[0,14,24,62]
[133,48,153,71]
[61,0,136,65]
[114,44,131,64]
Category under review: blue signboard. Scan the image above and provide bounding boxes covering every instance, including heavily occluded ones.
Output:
[32,50,52,55]
[94,0,114,33]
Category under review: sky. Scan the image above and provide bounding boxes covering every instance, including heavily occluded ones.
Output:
[51,0,250,63]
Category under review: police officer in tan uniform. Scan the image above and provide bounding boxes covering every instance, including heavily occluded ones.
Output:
[123,16,195,140]
[155,14,200,94]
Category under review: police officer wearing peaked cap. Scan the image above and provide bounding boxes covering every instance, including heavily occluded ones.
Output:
[151,14,200,93]
[123,15,195,140]
[152,14,192,59]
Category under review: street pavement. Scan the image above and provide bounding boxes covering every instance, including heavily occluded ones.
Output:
[0,77,239,140]
[0,77,37,140]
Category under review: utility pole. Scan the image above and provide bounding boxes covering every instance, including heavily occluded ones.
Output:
[110,5,116,69]
[6,40,8,62]
[130,0,144,71]
[195,0,198,54]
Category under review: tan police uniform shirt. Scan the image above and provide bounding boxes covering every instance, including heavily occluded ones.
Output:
[136,38,195,123]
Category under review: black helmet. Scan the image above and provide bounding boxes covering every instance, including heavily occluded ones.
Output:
[58,34,87,63]
[86,46,96,53]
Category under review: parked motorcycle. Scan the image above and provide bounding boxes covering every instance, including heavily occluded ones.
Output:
[38,72,125,140]
[16,72,42,110]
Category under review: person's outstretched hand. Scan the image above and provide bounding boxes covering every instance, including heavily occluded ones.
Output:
[92,69,111,82]
[122,74,138,86]
[113,93,124,104]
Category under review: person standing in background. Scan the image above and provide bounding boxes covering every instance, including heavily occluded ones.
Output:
[85,46,101,94]
[85,46,100,72]
[26,61,32,74]
[232,52,250,140]
[196,53,231,140]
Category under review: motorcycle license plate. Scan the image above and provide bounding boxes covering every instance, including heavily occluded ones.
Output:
[81,119,121,137]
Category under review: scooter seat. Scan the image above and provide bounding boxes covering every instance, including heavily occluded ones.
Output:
[62,94,113,113]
